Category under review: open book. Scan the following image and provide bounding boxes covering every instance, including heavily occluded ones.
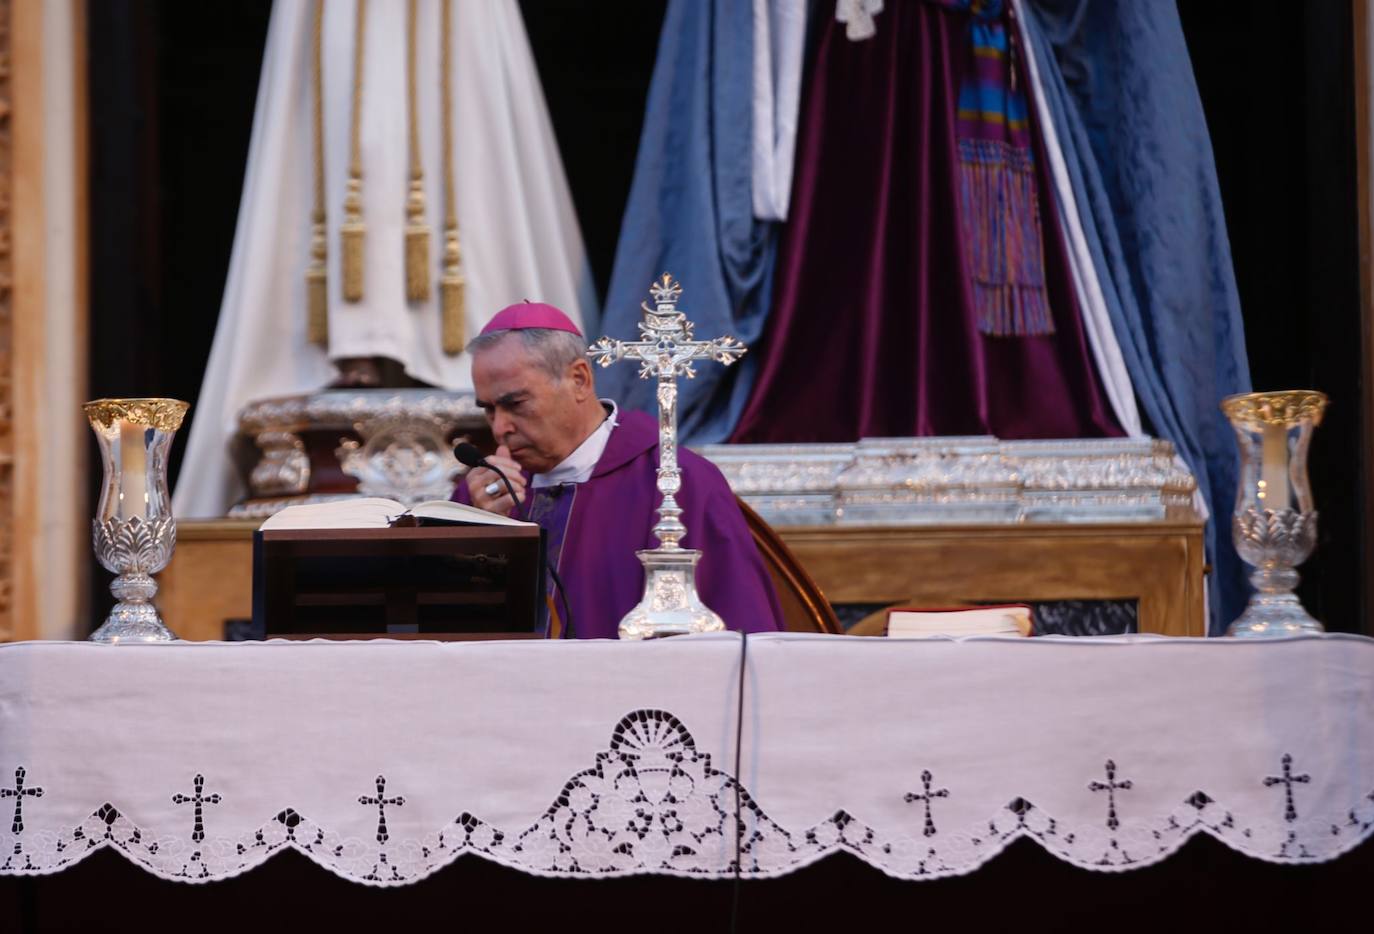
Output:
[886,604,1033,638]
[258,497,534,531]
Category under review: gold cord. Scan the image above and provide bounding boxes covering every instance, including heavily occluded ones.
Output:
[439,0,465,354]
[306,0,328,344]
[340,0,368,302]
[404,0,431,301]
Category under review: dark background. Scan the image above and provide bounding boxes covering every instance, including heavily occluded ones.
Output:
[1177,0,1365,633]
[85,1,1368,634]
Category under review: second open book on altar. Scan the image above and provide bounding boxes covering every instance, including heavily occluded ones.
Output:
[259,497,534,530]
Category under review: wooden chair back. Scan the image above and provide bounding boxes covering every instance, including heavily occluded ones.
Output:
[736,497,842,634]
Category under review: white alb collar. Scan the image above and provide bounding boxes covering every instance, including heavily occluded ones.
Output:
[532,400,619,488]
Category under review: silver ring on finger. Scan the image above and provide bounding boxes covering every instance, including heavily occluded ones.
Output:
[483,481,502,498]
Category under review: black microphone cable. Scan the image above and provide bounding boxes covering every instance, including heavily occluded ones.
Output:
[546,561,575,641]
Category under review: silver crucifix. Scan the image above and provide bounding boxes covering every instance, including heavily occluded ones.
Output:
[588,273,746,639]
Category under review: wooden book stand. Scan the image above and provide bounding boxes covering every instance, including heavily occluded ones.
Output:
[252,525,546,640]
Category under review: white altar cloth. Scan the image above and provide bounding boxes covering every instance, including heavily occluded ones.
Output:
[0,633,1370,885]
[737,633,1374,876]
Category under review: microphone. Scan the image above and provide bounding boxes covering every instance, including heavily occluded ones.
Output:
[454,440,491,470]
[454,440,575,639]
[454,442,523,517]
[453,440,486,468]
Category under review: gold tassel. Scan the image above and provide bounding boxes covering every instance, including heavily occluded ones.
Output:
[339,0,368,303]
[441,226,465,354]
[307,271,328,343]
[438,0,464,355]
[340,179,365,302]
[306,0,328,345]
[307,212,329,344]
[403,0,430,302]
[405,180,431,301]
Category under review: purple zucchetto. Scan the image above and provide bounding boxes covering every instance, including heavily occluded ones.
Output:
[479,301,583,338]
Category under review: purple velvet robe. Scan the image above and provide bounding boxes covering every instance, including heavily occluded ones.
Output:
[730,1,1122,443]
[454,410,784,638]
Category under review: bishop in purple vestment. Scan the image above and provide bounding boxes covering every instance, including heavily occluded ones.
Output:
[453,302,784,638]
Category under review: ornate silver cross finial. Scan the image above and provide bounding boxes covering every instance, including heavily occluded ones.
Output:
[591,273,745,390]
[589,274,747,639]
[647,271,683,307]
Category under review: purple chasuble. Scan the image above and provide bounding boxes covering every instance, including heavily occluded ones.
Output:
[454,410,784,638]
[525,483,575,632]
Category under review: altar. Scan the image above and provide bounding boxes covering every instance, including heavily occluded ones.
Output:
[157,393,1210,641]
[2,631,1370,929]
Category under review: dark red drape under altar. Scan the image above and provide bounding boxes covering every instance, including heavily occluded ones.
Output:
[730,2,1122,443]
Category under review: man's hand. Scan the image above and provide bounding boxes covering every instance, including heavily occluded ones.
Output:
[465,445,527,516]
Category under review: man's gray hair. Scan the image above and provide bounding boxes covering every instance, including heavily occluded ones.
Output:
[466,327,590,381]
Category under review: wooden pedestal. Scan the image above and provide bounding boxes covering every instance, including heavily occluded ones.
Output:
[778,521,1207,636]
[159,520,260,641]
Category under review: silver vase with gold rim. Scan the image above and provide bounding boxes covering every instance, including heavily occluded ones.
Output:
[1220,390,1328,638]
[84,398,189,643]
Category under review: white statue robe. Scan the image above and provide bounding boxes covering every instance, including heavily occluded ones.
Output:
[175,0,595,518]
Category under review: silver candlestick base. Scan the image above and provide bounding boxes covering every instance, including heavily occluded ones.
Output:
[90,516,178,643]
[1227,508,1322,639]
[619,548,726,640]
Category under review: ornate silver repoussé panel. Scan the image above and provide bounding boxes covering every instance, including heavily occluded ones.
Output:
[697,436,1199,526]
[231,389,488,516]
[235,393,1201,527]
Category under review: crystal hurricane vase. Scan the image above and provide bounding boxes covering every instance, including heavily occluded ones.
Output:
[1220,390,1328,638]
[84,398,189,643]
